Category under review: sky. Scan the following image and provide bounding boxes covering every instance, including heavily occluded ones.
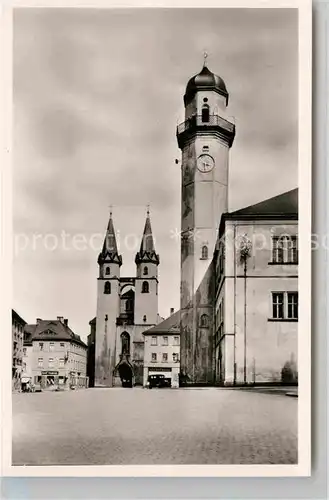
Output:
[13,8,298,341]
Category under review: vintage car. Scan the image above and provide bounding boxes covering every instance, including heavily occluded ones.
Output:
[147,374,170,389]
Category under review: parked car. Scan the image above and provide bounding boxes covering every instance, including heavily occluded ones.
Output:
[147,374,168,388]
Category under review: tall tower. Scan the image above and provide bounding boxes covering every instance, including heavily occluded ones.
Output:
[134,209,160,326]
[176,60,235,384]
[94,213,122,387]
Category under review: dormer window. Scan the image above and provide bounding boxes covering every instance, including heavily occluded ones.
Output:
[104,281,111,294]
[143,266,148,276]
[142,281,149,293]
[201,245,208,260]
[105,266,110,276]
[201,104,210,123]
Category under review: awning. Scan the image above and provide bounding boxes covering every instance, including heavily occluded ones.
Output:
[21,377,31,383]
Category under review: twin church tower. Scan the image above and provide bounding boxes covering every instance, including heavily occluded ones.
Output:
[94,59,235,387]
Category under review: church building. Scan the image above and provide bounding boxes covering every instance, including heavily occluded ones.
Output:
[93,210,162,387]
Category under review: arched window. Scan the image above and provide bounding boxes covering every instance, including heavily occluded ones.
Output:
[201,104,210,123]
[200,314,209,328]
[143,315,147,322]
[104,281,111,294]
[142,281,149,293]
[201,245,208,260]
[143,266,148,276]
[121,332,130,355]
[105,266,110,276]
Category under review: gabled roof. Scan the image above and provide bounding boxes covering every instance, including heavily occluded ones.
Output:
[143,310,180,335]
[12,309,27,325]
[219,188,298,235]
[25,319,87,348]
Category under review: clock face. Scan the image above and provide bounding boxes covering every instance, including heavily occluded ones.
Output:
[197,154,215,173]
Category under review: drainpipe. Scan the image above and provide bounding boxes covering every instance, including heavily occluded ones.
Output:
[243,258,247,384]
[233,224,237,385]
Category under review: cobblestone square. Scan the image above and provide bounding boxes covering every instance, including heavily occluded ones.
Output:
[12,388,297,465]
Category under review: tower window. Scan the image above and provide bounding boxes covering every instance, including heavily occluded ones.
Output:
[201,104,210,123]
[105,266,110,275]
[143,315,147,322]
[202,145,209,152]
[200,314,209,328]
[104,281,111,294]
[203,97,208,103]
[143,266,148,276]
[142,281,149,293]
[201,245,208,260]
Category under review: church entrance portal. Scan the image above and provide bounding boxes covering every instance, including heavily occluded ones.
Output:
[118,362,133,388]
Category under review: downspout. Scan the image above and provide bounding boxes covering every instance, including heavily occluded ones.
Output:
[243,258,247,384]
[233,224,237,385]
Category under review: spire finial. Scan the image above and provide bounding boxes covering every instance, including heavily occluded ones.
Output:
[109,204,113,218]
[146,204,150,217]
[203,50,208,67]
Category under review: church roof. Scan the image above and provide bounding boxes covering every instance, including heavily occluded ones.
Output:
[143,310,180,335]
[98,213,122,266]
[135,211,160,265]
[184,65,228,105]
[24,319,87,348]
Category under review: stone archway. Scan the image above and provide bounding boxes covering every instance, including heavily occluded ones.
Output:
[118,361,133,388]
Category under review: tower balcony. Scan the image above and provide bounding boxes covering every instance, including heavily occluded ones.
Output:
[176,114,235,149]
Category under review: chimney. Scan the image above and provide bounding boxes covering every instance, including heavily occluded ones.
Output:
[57,316,64,323]
[36,318,42,324]
[170,308,174,315]
[64,319,68,327]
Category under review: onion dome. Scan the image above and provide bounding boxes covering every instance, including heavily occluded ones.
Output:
[184,65,228,106]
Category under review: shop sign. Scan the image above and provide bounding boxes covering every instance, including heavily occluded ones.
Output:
[41,371,59,375]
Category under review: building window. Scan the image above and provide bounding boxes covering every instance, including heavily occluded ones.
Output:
[174,336,180,346]
[143,266,148,276]
[143,315,147,322]
[201,104,210,123]
[272,292,284,319]
[59,358,64,368]
[23,348,27,356]
[162,353,168,363]
[163,336,168,346]
[200,314,209,328]
[105,266,110,275]
[60,342,65,348]
[287,292,298,319]
[48,358,54,368]
[151,353,157,362]
[202,145,209,152]
[201,245,208,260]
[272,236,298,264]
[151,336,157,346]
[39,342,44,351]
[104,281,111,294]
[142,281,149,293]
[38,358,43,367]
[49,342,54,351]
[173,353,179,362]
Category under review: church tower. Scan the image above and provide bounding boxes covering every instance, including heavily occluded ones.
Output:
[94,212,122,387]
[134,209,160,326]
[176,59,235,384]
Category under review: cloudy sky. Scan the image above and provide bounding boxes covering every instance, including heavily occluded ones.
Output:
[13,8,298,340]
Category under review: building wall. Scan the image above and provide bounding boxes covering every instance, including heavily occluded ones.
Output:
[22,344,33,379]
[143,333,180,388]
[31,340,87,386]
[219,220,298,384]
[95,274,120,387]
[12,312,25,390]
[134,277,158,325]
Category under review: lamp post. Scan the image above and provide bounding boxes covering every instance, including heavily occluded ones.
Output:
[239,234,252,385]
